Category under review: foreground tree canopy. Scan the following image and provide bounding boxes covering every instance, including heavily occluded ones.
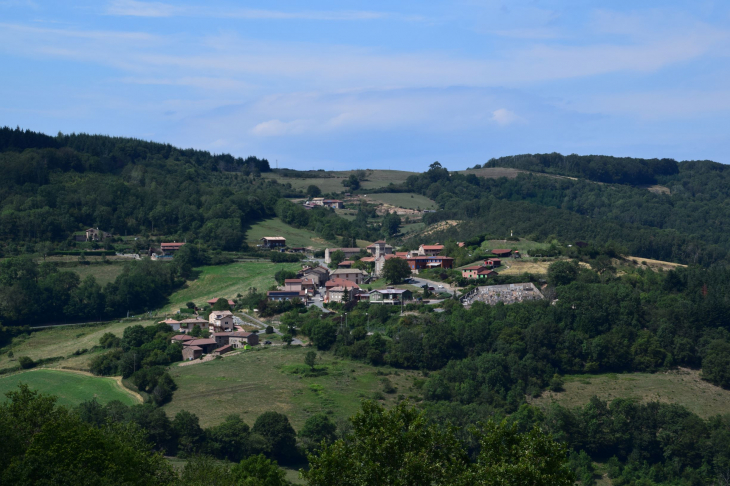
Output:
[302,400,574,486]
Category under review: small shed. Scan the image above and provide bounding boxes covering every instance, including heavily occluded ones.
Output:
[182,346,203,361]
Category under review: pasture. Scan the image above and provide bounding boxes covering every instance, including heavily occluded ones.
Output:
[0,319,160,373]
[162,261,302,312]
[164,345,420,429]
[364,193,437,210]
[263,169,417,193]
[69,262,126,286]
[531,368,730,419]
[0,369,140,408]
[245,218,331,249]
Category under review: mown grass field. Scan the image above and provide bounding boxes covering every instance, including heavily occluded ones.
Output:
[531,368,730,419]
[0,369,140,408]
[481,238,552,254]
[245,218,331,249]
[263,170,417,193]
[69,262,126,286]
[456,167,525,179]
[0,319,160,373]
[162,261,302,312]
[364,193,437,210]
[164,346,421,429]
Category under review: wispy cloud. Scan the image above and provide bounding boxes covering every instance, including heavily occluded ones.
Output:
[491,108,523,126]
[106,0,392,21]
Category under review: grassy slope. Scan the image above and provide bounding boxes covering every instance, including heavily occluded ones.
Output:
[0,319,160,373]
[365,193,437,210]
[164,346,420,429]
[0,369,139,408]
[531,369,730,419]
[263,170,417,193]
[69,263,126,286]
[245,218,331,249]
[162,261,302,312]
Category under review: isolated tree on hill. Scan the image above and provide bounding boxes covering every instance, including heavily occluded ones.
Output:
[383,257,411,284]
[212,298,231,311]
[307,184,322,199]
[342,175,360,191]
[305,350,317,371]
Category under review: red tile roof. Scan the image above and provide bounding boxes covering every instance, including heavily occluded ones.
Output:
[420,245,445,250]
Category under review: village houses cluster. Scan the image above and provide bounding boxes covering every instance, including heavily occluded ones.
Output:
[153,236,527,361]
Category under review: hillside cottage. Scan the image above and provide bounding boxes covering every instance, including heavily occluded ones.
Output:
[229,331,259,348]
[260,237,286,248]
[461,266,496,280]
[182,345,203,361]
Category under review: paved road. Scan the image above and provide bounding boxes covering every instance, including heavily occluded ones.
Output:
[408,276,459,297]
[235,313,303,345]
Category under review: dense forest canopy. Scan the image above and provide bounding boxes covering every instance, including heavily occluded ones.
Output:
[483,152,682,185]
[382,161,730,266]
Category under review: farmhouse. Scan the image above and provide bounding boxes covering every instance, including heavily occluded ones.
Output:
[83,227,111,241]
[324,278,360,303]
[406,256,454,272]
[300,266,330,286]
[212,332,231,347]
[208,310,234,332]
[160,318,181,331]
[182,346,203,361]
[229,331,259,348]
[171,334,194,344]
[485,258,501,268]
[418,244,444,256]
[160,242,185,258]
[184,338,218,354]
[329,268,366,284]
[461,266,495,280]
[178,317,209,333]
[311,197,325,206]
[369,288,412,304]
[323,199,344,209]
[260,237,286,248]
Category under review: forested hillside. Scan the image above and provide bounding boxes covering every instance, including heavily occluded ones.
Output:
[0,127,383,328]
[388,162,730,265]
[482,153,680,185]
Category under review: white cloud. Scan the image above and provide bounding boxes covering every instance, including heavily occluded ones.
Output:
[105,0,390,21]
[491,108,522,126]
[107,0,177,17]
[251,119,310,137]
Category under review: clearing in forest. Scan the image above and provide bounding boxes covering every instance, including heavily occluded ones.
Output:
[531,368,730,419]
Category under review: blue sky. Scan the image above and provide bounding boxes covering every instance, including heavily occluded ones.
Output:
[1,0,729,170]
